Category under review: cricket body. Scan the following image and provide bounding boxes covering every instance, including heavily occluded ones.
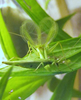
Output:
[2,17,81,72]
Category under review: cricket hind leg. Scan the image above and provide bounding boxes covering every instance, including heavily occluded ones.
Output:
[49,42,73,71]
[34,62,44,71]
[58,42,73,71]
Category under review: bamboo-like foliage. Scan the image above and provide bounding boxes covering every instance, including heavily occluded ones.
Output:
[0,0,81,100]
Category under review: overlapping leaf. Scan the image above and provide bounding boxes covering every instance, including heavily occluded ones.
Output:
[0,10,18,59]
[16,0,71,41]
[0,66,12,100]
[2,76,51,100]
[2,36,81,76]
[56,13,75,28]
[50,71,76,100]
[0,1,80,100]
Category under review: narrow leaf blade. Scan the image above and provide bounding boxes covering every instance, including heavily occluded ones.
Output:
[0,10,18,59]
[3,76,52,100]
[56,13,75,28]
[0,66,12,100]
[16,0,71,40]
[51,71,76,100]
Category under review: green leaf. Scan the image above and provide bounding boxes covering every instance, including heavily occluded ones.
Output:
[16,0,49,24]
[16,0,71,41]
[72,89,81,98]
[0,66,12,100]
[50,71,76,100]
[1,7,28,57]
[47,76,60,92]
[1,51,81,76]
[1,49,81,76]
[3,76,52,100]
[2,36,81,76]
[0,38,81,76]
[47,76,81,98]
[0,65,64,77]
[49,36,81,59]
[0,10,18,59]
[56,13,75,28]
